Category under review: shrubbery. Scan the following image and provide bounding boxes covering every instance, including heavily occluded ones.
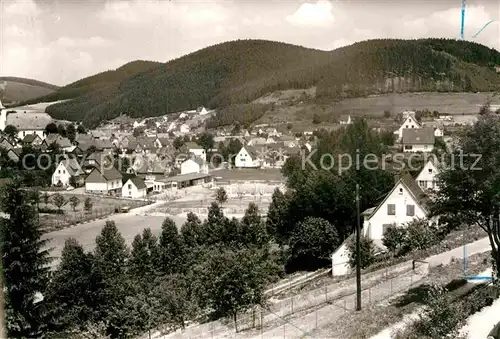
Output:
[394,283,500,339]
[347,235,377,269]
[383,219,443,257]
[38,207,64,214]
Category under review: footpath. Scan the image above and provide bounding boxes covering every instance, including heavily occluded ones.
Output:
[159,237,492,339]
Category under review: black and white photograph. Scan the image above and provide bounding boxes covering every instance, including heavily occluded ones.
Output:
[1,0,500,338]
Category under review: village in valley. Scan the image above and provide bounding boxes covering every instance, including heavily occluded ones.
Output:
[2,83,500,338]
[2,3,500,336]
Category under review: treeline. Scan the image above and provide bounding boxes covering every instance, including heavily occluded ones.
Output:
[22,60,162,106]
[40,38,500,128]
[1,179,283,338]
[205,103,272,129]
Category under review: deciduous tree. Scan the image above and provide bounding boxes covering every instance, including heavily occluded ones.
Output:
[431,114,500,282]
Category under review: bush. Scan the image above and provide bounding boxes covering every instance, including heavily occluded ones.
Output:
[394,284,500,339]
[382,224,405,253]
[38,207,64,214]
[347,235,376,269]
[383,219,442,257]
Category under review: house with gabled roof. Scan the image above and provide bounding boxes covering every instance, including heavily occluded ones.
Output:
[395,115,421,141]
[52,158,84,187]
[361,173,430,248]
[181,142,206,160]
[415,158,440,191]
[235,146,261,168]
[180,156,208,175]
[122,176,147,199]
[22,134,42,147]
[0,137,14,152]
[85,166,123,195]
[6,147,22,163]
[331,173,431,276]
[401,128,435,153]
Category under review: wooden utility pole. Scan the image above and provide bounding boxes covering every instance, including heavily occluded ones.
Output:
[355,183,362,311]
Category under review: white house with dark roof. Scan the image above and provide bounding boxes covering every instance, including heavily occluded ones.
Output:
[235,146,261,168]
[122,177,147,199]
[180,156,208,175]
[0,108,51,140]
[395,115,421,141]
[85,166,123,195]
[52,158,84,187]
[415,158,440,191]
[22,134,42,147]
[401,128,435,153]
[182,142,206,160]
[331,173,430,276]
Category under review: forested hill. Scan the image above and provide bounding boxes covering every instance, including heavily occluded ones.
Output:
[39,38,500,127]
[21,60,163,105]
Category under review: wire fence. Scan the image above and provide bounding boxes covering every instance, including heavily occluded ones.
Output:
[162,262,429,339]
[40,199,151,231]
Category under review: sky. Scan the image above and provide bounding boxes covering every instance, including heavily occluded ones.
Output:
[1,0,499,86]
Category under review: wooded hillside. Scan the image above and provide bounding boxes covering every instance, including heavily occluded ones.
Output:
[36,38,500,127]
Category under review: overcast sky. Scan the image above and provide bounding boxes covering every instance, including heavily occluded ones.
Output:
[1,0,499,86]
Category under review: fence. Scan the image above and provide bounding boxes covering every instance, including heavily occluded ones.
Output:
[41,199,151,231]
[161,261,429,339]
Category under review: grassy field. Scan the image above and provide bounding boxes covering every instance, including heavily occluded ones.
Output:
[0,77,58,103]
[211,168,284,181]
[257,92,499,126]
[39,194,149,231]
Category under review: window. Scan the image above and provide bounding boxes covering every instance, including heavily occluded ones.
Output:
[428,168,433,173]
[424,145,428,149]
[398,188,403,195]
[62,170,65,174]
[129,191,132,196]
[407,204,415,216]
[58,170,61,174]
[404,145,412,150]
[418,180,427,188]
[387,204,396,215]
[405,125,409,128]
[128,184,132,189]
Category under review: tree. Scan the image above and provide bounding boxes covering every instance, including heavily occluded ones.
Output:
[42,192,50,206]
[52,193,67,212]
[215,187,228,205]
[76,124,86,134]
[93,221,130,336]
[285,217,340,272]
[154,274,198,330]
[431,114,500,281]
[57,124,66,137]
[347,235,376,269]
[180,212,204,248]
[69,196,80,212]
[66,124,76,143]
[44,238,94,333]
[203,202,232,245]
[4,124,18,140]
[158,217,184,274]
[198,132,214,154]
[192,246,273,332]
[84,197,92,213]
[0,179,51,337]
[286,123,293,130]
[239,203,268,247]
[312,113,321,124]
[173,136,184,150]
[129,228,159,280]
[45,122,58,135]
[383,110,391,118]
[266,188,290,244]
